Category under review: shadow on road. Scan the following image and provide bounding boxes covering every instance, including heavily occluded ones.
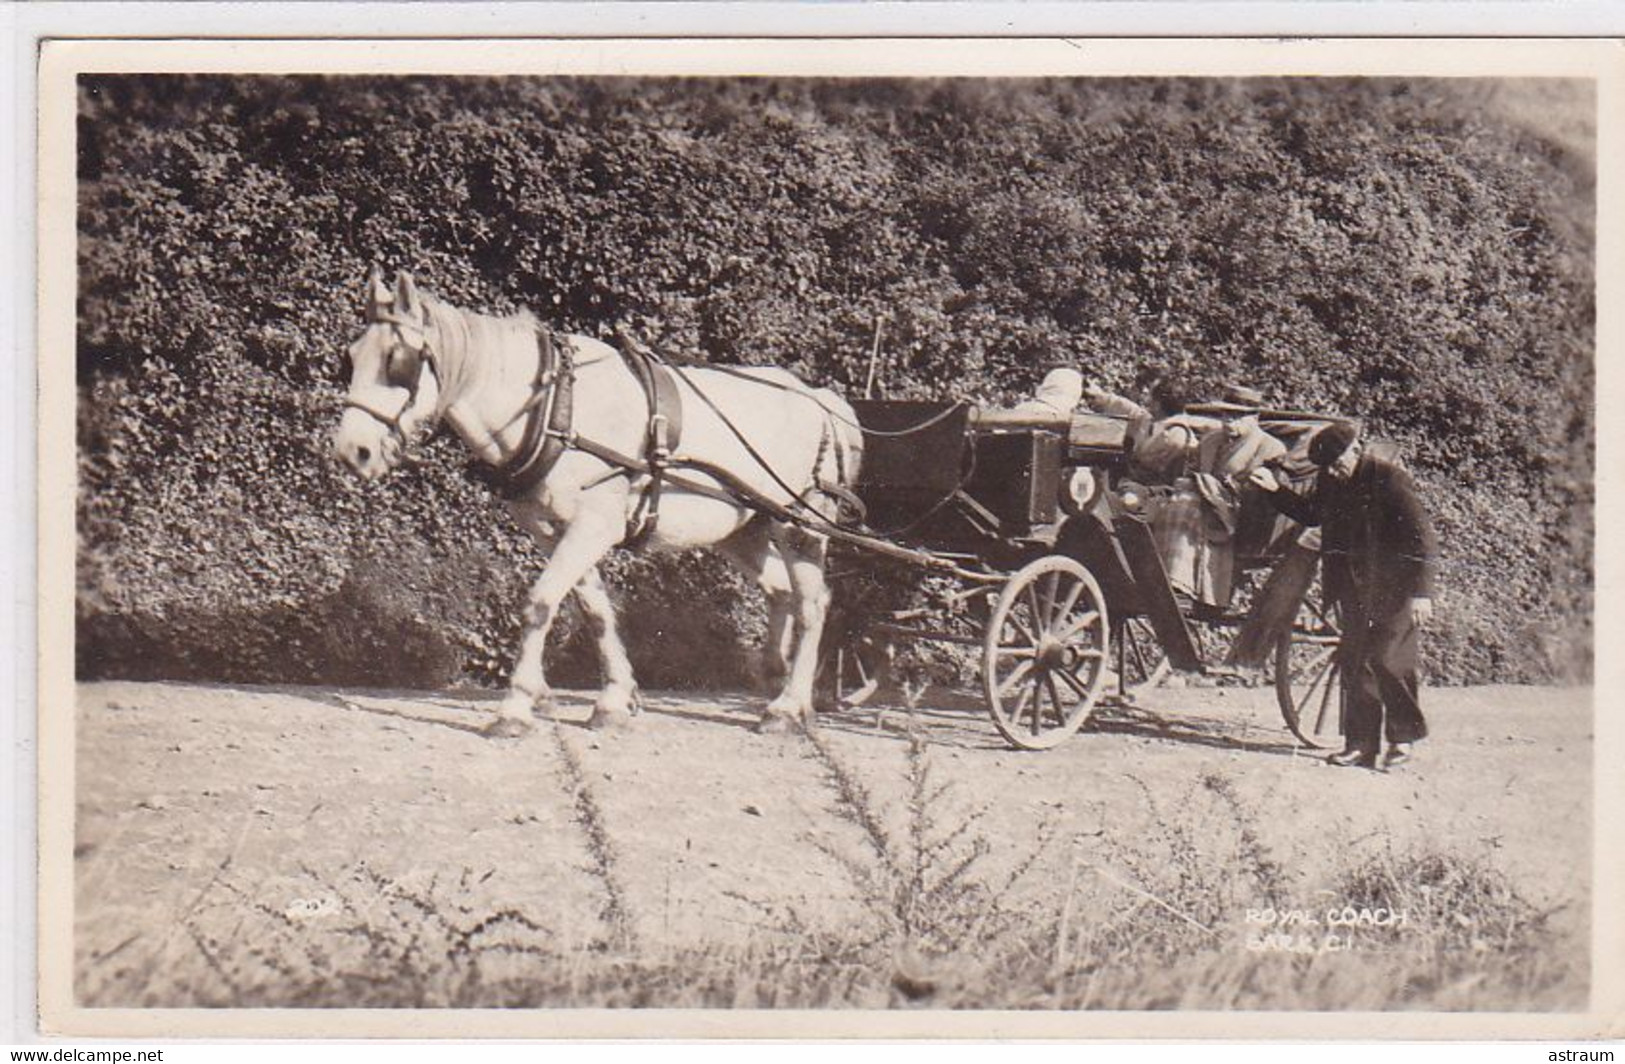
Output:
[164,680,1310,757]
[636,689,857,738]
[802,685,1311,758]
[1086,701,1308,758]
[314,691,495,736]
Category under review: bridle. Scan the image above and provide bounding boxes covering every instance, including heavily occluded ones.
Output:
[342,304,440,448]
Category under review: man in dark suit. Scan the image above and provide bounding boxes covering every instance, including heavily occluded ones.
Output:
[1249,422,1438,769]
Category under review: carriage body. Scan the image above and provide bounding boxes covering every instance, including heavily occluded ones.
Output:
[846,399,1131,567]
[832,397,1354,750]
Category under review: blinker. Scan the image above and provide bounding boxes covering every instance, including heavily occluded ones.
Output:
[385,342,424,390]
[365,295,430,392]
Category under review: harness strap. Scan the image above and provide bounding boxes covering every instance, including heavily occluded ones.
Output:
[818,479,869,527]
[565,434,742,512]
[651,362,685,459]
[343,393,412,437]
[789,420,854,524]
[824,418,867,524]
[619,339,661,543]
[489,328,574,501]
[615,330,687,548]
[476,326,860,551]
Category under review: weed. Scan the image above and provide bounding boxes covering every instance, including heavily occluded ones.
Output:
[81,758,1584,1012]
[550,724,638,951]
[802,725,1058,1005]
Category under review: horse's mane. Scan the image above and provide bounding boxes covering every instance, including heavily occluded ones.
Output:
[422,294,542,409]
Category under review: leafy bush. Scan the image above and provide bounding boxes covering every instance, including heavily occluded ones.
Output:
[76,75,1593,687]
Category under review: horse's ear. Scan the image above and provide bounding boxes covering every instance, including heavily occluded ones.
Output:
[395,271,420,317]
[367,265,393,318]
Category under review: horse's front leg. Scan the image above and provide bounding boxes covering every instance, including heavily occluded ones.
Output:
[759,527,830,733]
[573,565,640,730]
[490,508,623,738]
[762,588,795,689]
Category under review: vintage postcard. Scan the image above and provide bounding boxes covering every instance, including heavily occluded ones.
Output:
[35,36,1624,1039]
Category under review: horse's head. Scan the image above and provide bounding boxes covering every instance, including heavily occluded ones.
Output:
[334,267,443,479]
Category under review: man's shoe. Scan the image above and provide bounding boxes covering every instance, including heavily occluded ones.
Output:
[1383,743,1414,769]
[1327,747,1377,768]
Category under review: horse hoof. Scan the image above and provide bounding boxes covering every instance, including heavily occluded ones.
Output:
[755,712,803,736]
[500,688,554,721]
[484,716,535,740]
[587,707,633,732]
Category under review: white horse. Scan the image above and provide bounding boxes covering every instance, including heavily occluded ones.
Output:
[333,269,863,737]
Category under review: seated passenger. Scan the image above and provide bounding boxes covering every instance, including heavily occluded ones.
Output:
[1013,367,1085,419]
[1186,385,1289,596]
[1151,384,1285,609]
[1195,384,1288,488]
[1106,377,1221,484]
[1082,379,1151,421]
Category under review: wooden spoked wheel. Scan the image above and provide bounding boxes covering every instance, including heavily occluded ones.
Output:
[1273,590,1345,747]
[1112,614,1171,704]
[983,556,1110,751]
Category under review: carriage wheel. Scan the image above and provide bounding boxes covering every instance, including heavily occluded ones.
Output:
[983,556,1110,751]
[1111,614,1171,704]
[1273,589,1345,747]
[826,634,893,709]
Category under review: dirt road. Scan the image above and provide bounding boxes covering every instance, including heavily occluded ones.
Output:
[71,680,1592,1007]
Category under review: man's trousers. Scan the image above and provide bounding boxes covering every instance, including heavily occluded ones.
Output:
[1338,603,1427,752]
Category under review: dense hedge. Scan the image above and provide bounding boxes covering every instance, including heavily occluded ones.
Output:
[76,75,1594,688]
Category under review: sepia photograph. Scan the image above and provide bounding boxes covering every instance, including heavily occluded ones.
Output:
[35,37,1621,1039]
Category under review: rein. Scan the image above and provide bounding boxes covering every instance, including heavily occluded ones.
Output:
[480,331,689,545]
[486,331,857,545]
[347,298,859,547]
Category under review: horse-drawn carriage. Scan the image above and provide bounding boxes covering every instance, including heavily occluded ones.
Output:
[335,269,1347,750]
[817,398,1349,751]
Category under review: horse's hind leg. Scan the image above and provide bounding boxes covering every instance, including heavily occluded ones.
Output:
[573,565,640,730]
[492,508,623,738]
[758,526,830,734]
[716,520,794,691]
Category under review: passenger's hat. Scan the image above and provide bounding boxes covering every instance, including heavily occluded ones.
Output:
[1307,422,1360,468]
[1222,384,1267,407]
[1195,383,1267,415]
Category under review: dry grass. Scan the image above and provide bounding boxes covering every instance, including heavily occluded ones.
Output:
[82,733,1584,1011]
[550,724,638,952]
